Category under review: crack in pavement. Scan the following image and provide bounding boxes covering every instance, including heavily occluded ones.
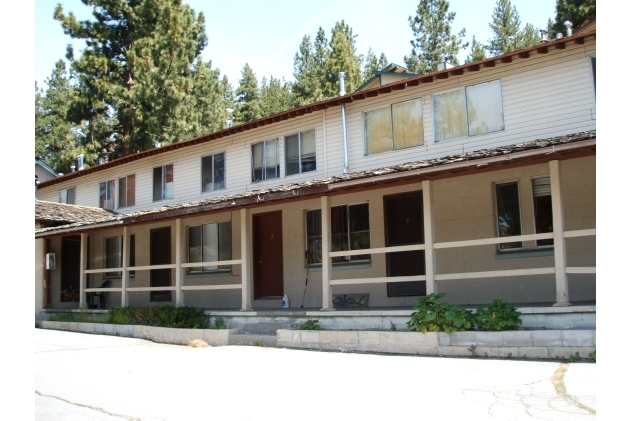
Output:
[552,363,596,415]
[35,390,151,421]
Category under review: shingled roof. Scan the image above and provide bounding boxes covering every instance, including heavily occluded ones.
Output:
[35,130,595,237]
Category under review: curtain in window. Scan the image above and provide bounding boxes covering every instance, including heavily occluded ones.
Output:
[126,175,135,207]
[466,80,504,136]
[365,106,393,154]
[285,134,300,176]
[153,167,163,201]
[100,180,115,209]
[119,177,127,208]
[392,98,424,149]
[201,156,214,192]
[265,139,279,180]
[300,130,316,173]
[164,164,174,199]
[433,90,467,142]
[202,223,219,271]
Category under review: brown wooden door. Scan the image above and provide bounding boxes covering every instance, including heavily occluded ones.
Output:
[253,211,284,299]
[150,227,172,302]
[384,192,426,297]
[61,237,81,302]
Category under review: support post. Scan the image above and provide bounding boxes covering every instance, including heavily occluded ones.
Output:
[79,233,87,309]
[121,226,129,307]
[175,218,183,306]
[422,180,437,294]
[320,196,334,310]
[550,160,571,306]
[240,208,252,311]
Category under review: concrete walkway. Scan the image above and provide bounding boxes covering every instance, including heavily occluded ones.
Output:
[34,328,596,420]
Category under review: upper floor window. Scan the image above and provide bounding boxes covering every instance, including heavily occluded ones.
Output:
[188,221,232,273]
[306,203,371,265]
[118,174,135,208]
[365,98,424,155]
[201,153,226,192]
[99,180,115,210]
[58,187,75,204]
[433,79,504,142]
[153,164,173,201]
[285,130,316,176]
[252,139,279,182]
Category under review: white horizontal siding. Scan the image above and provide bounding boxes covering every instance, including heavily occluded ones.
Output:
[36,39,596,213]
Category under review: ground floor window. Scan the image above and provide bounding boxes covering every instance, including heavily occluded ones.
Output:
[495,181,522,250]
[532,177,553,247]
[306,203,370,265]
[188,221,232,272]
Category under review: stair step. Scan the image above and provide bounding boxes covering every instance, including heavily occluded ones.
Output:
[229,333,277,347]
[242,322,297,334]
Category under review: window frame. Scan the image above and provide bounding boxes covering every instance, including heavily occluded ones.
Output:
[251,139,280,182]
[187,221,233,273]
[284,129,316,176]
[532,176,554,248]
[201,152,226,193]
[305,202,371,266]
[153,164,174,201]
[99,179,115,210]
[104,236,122,277]
[494,180,523,251]
[364,97,424,155]
[118,174,135,209]
[58,187,76,204]
[432,79,505,142]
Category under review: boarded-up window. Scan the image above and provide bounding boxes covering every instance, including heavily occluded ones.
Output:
[365,98,423,154]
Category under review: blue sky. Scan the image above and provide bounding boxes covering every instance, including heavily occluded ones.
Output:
[35,0,557,90]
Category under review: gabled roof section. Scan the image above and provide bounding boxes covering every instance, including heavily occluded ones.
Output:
[35,200,119,225]
[35,130,595,237]
[37,28,596,189]
[355,63,418,92]
[35,160,58,177]
[574,19,596,35]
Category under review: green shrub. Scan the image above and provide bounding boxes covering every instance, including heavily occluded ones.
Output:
[407,293,474,333]
[48,312,107,323]
[107,306,208,329]
[298,320,321,330]
[474,299,522,331]
[213,317,227,329]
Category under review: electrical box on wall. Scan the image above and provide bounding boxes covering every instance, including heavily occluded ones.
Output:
[46,253,56,270]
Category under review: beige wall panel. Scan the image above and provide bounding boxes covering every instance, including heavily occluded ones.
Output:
[35,238,45,312]
[439,275,556,306]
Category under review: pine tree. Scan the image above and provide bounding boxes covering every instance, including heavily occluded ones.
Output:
[404,0,467,74]
[189,58,231,134]
[233,63,261,124]
[465,36,488,64]
[53,0,226,158]
[487,0,539,56]
[550,0,595,35]
[35,60,86,173]
[362,48,389,83]
[325,20,362,96]
[259,76,296,117]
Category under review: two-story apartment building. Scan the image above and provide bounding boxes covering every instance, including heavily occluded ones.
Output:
[35,26,596,316]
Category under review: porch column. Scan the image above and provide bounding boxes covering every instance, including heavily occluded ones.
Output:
[79,233,87,308]
[240,208,252,311]
[175,218,183,306]
[321,196,333,310]
[121,226,129,308]
[550,160,571,306]
[422,180,437,294]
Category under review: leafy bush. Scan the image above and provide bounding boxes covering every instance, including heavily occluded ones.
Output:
[474,299,522,331]
[298,320,321,330]
[48,312,107,323]
[213,317,227,329]
[407,293,474,333]
[107,306,208,329]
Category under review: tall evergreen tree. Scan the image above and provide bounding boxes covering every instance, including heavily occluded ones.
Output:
[362,48,389,83]
[404,0,467,74]
[325,20,362,96]
[465,36,488,63]
[233,63,261,124]
[188,58,231,134]
[487,0,539,56]
[53,0,227,158]
[35,60,86,173]
[259,76,296,117]
[550,0,595,35]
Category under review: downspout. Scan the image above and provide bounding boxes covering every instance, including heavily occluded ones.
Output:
[339,72,349,174]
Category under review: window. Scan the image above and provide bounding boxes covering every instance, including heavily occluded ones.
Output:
[118,174,135,208]
[58,187,75,204]
[532,177,553,247]
[495,181,522,250]
[365,98,423,155]
[105,235,135,277]
[433,79,504,142]
[306,203,370,265]
[591,56,596,96]
[188,222,232,272]
[201,153,226,192]
[251,139,279,182]
[153,164,173,201]
[99,180,115,210]
[285,130,316,175]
